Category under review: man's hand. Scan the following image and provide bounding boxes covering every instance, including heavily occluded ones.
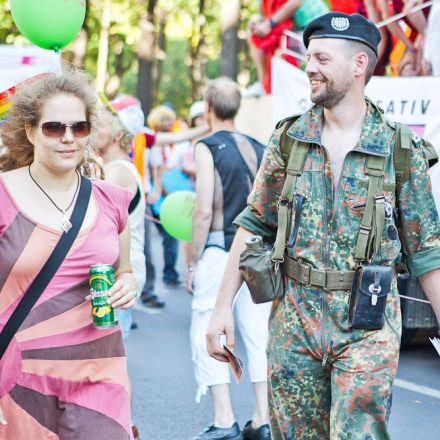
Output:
[0,404,6,426]
[206,305,235,363]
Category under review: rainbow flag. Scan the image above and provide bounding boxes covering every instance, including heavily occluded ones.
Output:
[0,73,54,125]
[0,85,16,124]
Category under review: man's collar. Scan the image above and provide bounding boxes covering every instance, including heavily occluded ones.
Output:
[286,104,322,143]
[286,97,391,157]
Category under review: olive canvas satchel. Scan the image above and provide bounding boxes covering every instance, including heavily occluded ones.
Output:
[239,121,309,304]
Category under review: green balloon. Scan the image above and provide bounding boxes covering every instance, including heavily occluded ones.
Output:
[11,0,86,51]
[160,191,195,242]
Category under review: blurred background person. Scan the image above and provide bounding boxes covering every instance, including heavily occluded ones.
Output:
[146,104,183,288]
[245,0,328,97]
[97,106,146,440]
[167,100,206,267]
[423,0,440,76]
[245,0,300,97]
[111,98,209,310]
[168,100,206,181]
[97,107,146,338]
[188,78,271,440]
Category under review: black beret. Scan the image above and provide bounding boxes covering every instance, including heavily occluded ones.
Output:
[303,12,381,56]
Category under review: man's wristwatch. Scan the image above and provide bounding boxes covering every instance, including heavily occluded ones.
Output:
[269,17,277,29]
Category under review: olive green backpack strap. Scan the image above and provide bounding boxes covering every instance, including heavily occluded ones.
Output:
[354,155,386,263]
[355,122,438,264]
[276,115,301,163]
[272,121,309,266]
[394,123,438,198]
[394,123,412,199]
[421,139,438,168]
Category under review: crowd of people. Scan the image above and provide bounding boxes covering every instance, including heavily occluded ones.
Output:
[1,6,440,440]
[244,0,440,97]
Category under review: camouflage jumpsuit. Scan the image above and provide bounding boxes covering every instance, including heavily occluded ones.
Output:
[235,100,440,440]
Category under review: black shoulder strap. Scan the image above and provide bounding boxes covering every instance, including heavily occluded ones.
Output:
[231,133,258,185]
[0,176,92,359]
[199,132,226,148]
[128,187,141,214]
[202,131,257,184]
[243,134,264,149]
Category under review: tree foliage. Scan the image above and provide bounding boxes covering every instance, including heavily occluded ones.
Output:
[0,0,259,116]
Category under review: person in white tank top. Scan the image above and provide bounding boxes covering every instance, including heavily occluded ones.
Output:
[97,109,146,303]
[97,107,147,440]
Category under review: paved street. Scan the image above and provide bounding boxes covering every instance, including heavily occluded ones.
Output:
[127,233,440,440]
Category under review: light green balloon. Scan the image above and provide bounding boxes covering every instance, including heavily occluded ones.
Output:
[160,191,195,242]
[11,0,86,51]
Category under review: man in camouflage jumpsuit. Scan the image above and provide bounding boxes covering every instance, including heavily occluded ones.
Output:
[206,12,440,440]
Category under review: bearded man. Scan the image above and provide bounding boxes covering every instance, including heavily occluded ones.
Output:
[207,12,440,440]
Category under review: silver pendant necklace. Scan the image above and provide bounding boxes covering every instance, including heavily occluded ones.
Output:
[28,166,81,233]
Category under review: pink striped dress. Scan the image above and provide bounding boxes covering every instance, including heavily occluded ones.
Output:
[0,177,134,440]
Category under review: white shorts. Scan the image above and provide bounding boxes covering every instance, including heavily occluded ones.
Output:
[190,246,271,402]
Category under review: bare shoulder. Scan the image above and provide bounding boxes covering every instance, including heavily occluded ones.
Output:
[105,164,137,196]
[194,141,214,162]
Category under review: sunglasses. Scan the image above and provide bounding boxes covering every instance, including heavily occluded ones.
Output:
[40,121,91,138]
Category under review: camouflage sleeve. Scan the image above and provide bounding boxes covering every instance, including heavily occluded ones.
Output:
[233,123,288,243]
[398,136,440,277]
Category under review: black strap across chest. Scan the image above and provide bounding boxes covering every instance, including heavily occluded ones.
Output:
[0,176,92,359]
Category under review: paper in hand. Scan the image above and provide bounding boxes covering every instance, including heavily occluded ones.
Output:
[429,337,440,357]
[223,345,243,384]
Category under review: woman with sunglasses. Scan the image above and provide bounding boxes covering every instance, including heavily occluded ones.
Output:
[0,70,136,439]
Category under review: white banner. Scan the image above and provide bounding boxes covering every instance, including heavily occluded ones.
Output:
[271,57,440,147]
[0,45,61,93]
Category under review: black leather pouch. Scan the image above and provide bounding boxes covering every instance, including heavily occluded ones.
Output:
[349,265,392,330]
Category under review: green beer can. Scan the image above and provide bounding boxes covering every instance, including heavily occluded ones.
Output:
[89,263,117,329]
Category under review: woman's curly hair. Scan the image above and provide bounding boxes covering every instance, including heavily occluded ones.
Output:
[0,68,100,175]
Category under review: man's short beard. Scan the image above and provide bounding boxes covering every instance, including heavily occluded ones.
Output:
[311,78,352,109]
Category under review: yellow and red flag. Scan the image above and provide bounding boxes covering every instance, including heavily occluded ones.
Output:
[0,73,53,125]
[0,85,16,123]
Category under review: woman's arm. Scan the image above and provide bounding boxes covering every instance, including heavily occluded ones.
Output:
[154,124,209,146]
[0,405,6,426]
[404,0,427,36]
[375,0,416,49]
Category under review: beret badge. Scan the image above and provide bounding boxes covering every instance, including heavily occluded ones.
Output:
[331,17,350,31]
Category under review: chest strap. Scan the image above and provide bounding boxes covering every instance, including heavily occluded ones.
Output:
[282,256,355,291]
[354,154,385,262]
[271,139,309,264]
